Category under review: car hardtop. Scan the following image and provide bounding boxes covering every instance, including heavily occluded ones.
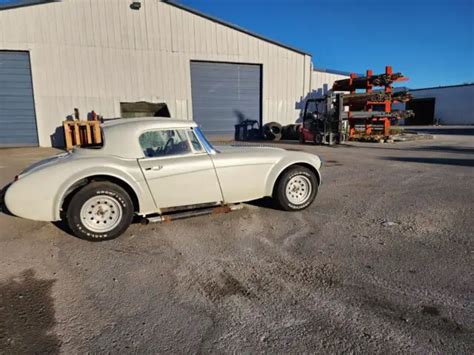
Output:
[96,117,200,159]
[102,117,198,131]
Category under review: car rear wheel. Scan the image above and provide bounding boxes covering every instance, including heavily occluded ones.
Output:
[66,181,134,241]
[273,166,318,211]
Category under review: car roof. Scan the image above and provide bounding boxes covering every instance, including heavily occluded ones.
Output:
[100,117,198,158]
[102,117,198,130]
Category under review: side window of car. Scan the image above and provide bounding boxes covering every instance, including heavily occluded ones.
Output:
[187,130,204,152]
[139,129,192,158]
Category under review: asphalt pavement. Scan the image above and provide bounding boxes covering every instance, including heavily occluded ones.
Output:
[0,128,473,353]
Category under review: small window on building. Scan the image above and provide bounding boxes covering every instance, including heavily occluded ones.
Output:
[139,129,192,158]
[121,102,171,118]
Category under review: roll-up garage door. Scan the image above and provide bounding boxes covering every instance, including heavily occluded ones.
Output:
[0,51,38,146]
[190,61,261,134]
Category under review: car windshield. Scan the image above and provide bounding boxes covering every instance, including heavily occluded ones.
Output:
[194,127,216,153]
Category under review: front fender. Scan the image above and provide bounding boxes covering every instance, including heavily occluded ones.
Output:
[264,153,322,197]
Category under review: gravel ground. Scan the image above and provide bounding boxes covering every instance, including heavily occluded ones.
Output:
[0,128,473,353]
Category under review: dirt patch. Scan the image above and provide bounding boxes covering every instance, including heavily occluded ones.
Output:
[324,160,343,167]
[360,293,467,337]
[0,269,60,353]
[199,271,255,303]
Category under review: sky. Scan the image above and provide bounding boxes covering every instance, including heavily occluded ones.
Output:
[0,0,472,88]
[0,0,41,6]
[179,0,474,89]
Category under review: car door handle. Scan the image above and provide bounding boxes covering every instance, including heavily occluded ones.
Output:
[145,165,163,171]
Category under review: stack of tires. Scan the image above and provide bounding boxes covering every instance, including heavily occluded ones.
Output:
[263,122,282,141]
[281,124,300,140]
[263,122,301,141]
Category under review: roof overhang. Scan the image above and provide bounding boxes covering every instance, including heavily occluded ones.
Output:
[410,83,474,91]
[313,66,361,77]
[162,0,311,56]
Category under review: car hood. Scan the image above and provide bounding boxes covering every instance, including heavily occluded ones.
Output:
[213,144,321,168]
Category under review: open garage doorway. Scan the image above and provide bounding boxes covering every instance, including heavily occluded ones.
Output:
[406,98,435,125]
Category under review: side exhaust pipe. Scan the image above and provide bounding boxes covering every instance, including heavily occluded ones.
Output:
[141,204,243,224]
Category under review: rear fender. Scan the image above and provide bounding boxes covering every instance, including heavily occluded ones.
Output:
[53,166,156,220]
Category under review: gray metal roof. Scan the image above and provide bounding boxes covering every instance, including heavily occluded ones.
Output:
[313,67,353,76]
[162,0,311,56]
[313,66,365,77]
[409,83,474,91]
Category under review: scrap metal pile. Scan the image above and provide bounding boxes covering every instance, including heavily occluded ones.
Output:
[333,66,414,139]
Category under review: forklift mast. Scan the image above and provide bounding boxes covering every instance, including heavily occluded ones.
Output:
[303,93,343,122]
[300,92,346,145]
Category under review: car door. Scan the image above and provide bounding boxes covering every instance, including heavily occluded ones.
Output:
[138,128,223,209]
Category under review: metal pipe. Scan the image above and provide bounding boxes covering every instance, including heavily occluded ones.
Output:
[333,73,405,91]
[141,204,244,224]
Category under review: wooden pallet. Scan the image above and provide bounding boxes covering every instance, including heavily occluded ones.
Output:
[63,120,102,150]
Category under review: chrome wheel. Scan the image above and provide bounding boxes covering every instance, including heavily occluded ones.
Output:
[80,195,123,233]
[286,175,312,205]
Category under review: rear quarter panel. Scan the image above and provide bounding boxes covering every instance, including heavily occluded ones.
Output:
[5,155,156,221]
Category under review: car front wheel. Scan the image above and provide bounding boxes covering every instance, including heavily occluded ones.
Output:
[66,181,134,241]
[273,166,318,211]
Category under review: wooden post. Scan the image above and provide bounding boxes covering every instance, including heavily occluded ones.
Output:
[92,121,102,144]
[73,122,81,146]
[85,122,92,144]
[64,122,73,150]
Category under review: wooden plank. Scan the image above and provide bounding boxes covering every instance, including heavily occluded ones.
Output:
[85,123,92,144]
[63,121,73,150]
[73,122,80,146]
[63,120,102,148]
[92,121,102,144]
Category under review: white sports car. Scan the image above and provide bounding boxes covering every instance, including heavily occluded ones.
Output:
[2,118,322,241]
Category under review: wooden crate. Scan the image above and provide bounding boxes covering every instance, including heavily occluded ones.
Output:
[63,120,102,150]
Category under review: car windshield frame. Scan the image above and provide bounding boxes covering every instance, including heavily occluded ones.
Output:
[193,127,217,154]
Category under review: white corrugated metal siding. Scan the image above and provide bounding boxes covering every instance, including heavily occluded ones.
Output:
[0,0,312,146]
[407,85,474,125]
[310,70,349,98]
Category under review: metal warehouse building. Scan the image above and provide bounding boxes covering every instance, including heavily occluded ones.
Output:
[310,67,349,98]
[0,0,349,147]
[404,84,474,125]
